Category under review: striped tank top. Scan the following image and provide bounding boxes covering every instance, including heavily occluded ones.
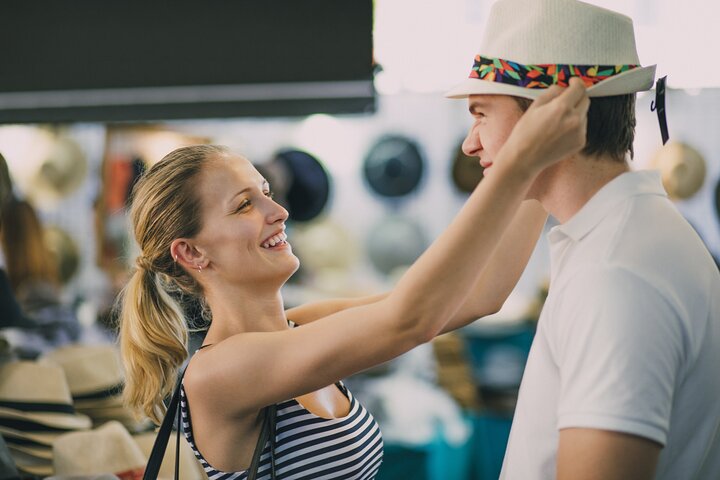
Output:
[180,382,384,479]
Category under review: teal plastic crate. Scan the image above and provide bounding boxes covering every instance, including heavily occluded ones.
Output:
[469,413,513,480]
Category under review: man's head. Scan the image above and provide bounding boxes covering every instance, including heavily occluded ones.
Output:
[453,0,650,191]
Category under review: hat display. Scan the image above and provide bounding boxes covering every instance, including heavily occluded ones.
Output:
[263,149,331,222]
[450,140,485,194]
[27,134,88,205]
[41,345,124,402]
[8,446,53,476]
[292,219,359,272]
[445,0,656,100]
[366,214,428,275]
[53,421,146,478]
[363,136,425,198]
[0,361,92,431]
[650,142,706,200]
[44,226,81,285]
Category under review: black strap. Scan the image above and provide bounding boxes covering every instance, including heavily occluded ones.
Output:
[247,405,277,480]
[142,366,277,480]
[143,367,186,480]
[650,76,669,145]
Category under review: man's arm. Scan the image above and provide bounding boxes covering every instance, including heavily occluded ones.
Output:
[557,428,661,480]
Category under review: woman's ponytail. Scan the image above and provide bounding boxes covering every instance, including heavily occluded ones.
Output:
[120,267,187,424]
[117,144,227,424]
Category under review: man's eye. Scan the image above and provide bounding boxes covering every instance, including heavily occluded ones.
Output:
[264,191,275,199]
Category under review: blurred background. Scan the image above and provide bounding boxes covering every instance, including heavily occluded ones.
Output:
[0,0,718,478]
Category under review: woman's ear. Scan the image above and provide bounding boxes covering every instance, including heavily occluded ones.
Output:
[170,239,207,271]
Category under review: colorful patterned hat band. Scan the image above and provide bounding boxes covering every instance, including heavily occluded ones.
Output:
[469,55,639,89]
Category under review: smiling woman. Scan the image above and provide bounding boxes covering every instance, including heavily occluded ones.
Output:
[118,85,587,479]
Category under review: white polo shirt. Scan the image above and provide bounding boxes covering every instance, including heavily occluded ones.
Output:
[500,170,720,479]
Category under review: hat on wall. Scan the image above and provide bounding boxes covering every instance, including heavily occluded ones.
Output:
[0,362,92,431]
[366,214,428,275]
[363,135,425,198]
[53,421,146,478]
[265,149,331,222]
[445,0,656,100]
[451,140,485,194]
[650,142,706,200]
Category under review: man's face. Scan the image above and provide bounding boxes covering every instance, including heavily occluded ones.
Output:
[462,94,525,177]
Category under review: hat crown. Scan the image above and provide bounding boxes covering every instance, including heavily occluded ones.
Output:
[0,362,72,404]
[481,0,641,65]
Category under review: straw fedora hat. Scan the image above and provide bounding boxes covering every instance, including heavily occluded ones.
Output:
[649,142,706,200]
[8,445,53,476]
[7,442,52,461]
[445,0,656,99]
[0,362,92,431]
[0,424,61,447]
[53,421,146,477]
[41,344,124,404]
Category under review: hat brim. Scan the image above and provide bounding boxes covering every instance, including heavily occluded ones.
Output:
[0,425,61,446]
[445,64,656,99]
[0,407,91,430]
[8,443,53,460]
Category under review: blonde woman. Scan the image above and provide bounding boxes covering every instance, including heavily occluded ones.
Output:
[119,79,588,479]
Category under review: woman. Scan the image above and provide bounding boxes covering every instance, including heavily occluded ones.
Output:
[119,79,589,479]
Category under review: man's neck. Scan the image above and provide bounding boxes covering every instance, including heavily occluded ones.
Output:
[534,154,631,224]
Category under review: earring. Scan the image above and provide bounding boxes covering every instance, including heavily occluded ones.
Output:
[173,254,178,263]
[197,264,202,273]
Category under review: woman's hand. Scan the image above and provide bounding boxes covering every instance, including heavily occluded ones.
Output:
[500,77,590,177]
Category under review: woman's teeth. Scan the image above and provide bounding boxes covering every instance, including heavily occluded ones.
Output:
[262,232,288,248]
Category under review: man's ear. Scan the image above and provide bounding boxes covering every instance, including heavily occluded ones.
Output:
[170,239,208,271]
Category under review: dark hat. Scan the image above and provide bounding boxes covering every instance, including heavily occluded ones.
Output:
[363,136,425,198]
[264,149,331,223]
[450,140,485,194]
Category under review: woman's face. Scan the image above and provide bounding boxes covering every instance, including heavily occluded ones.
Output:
[192,154,299,289]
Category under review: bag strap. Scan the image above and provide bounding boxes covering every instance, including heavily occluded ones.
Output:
[247,404,278,480]
[143,366,187,480]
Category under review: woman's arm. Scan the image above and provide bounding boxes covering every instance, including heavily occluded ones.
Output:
[287,199,547,332]
[187,80,589,415]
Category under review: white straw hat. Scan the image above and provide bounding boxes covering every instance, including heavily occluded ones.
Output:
[445,0,656,99]
[41,344,124,403]
[0,362,92,431]
[53,421,146,477]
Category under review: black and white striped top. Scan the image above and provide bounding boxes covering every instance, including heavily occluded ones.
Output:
[180,382,384,479]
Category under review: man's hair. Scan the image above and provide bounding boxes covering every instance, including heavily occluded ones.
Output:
[513,94,636,162]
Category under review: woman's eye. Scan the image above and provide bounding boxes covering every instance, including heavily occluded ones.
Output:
[235,201,251,213]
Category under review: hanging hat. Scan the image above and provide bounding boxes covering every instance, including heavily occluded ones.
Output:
[366,214,428,275]
[363,136,425,198]
[53,421,146,478]
[445,0,656,99]
[650,142,706,200]
[44,226,81,285]
[292,219,359,272]
[27,134,88,205]
[0,362,92,431]
[450,140,485,194]
[41,345,124,407]
[264,149,331,222]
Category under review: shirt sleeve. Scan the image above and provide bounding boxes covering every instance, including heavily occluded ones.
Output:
[553,266,688,446]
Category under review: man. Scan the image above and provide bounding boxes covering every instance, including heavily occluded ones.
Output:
[446,0,720,478]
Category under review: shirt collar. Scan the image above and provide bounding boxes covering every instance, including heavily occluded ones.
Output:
[548,169,666,243]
